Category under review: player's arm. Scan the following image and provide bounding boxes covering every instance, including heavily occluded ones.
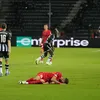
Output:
[39,37,42,44]
[8,40,11,53]
[8,33,12,53]
[59,77,65,83]
[51,76,61,84]
[41,36,44,43]
[39,38,42,46]
[40,79,49,84]
[43,82,49,84]
[35,75,49,84]
[40,31,44,44]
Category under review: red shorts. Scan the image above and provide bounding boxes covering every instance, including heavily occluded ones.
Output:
[37,72,48,82]
[37,72,45,81]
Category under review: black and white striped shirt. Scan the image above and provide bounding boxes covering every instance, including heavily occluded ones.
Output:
[46,34,55,43]
[0,31,11,52]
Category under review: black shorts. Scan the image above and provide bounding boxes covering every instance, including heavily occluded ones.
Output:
[43,43,52,52]
[43,43,54,57]
[0,52,9,59]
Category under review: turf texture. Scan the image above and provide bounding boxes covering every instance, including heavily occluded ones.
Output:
[0,47,100,100]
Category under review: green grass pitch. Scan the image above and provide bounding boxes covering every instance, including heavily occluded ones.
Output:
[0,47,100,100]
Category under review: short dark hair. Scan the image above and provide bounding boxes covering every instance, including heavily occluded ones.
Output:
[64,78,69,84]
[44,24,48,26]
[1,23,7,29]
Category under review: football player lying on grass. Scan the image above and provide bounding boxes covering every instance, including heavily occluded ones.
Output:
[19,72,69,84]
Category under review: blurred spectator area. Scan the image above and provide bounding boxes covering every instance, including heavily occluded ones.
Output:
[63,0,100,38]
[0,0,100,38]
[0,0,77,36]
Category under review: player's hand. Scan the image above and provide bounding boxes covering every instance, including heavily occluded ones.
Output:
[39,43,43,46]
[43,82,49,84]
[39,43,41,46]
[60,83,66,85]
[50,82,55,84]
[8,49,11,55]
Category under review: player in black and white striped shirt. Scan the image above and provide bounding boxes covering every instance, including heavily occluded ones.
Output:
[35,27,60,65]
[0,23,11,76]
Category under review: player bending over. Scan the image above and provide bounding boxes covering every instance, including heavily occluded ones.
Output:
[0,23,11,76]
[19,72,69,84]
[35,27,60,65]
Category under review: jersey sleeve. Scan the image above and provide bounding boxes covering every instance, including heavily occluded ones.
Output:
[49,30,51,35]
[47,34,53,42]
[37,72,44,79]
[54,72,62,80]
[46,30,51,37]
[7,32,12,40]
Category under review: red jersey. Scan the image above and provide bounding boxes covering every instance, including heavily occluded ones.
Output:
[37,72,62,82]
[42,30,51,44]
[0,28,3,31]
[52,72,62,80]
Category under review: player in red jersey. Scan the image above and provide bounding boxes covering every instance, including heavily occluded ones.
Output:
[39,24,51,64]
[0,28,3,31]
[19,72,69,85]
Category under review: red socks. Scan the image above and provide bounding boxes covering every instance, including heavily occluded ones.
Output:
[26,78,42,84]
[26,78,35,82]
[28,80,42,84]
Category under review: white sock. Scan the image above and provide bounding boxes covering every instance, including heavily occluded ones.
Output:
[22,81,28,84]
[0,67,3,73]
[22,81,26,84]
[26,82,28,84]
[6,69,9,73]
[47,58,50,62]
[37,57,41,61]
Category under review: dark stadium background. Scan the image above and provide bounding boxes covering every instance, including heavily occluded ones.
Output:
[0,1,100,100]
[0,0,100,47]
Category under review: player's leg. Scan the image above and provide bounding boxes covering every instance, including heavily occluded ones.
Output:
[4,52,10,76]
[46,55,53,65]
[19,77,35,84]
[40,44,44,55]
[27,80,43,84]
[19,74,44,84]
[19,77,36,84]
[0,58,3,76]
[19,80,43,84]
[46,47,54,65]
[46,53,53,65]
[35,44,48,65]
[35,52,48,65]
[26,77,35,82]
[0,53,3,76]
[40,45,44,64]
